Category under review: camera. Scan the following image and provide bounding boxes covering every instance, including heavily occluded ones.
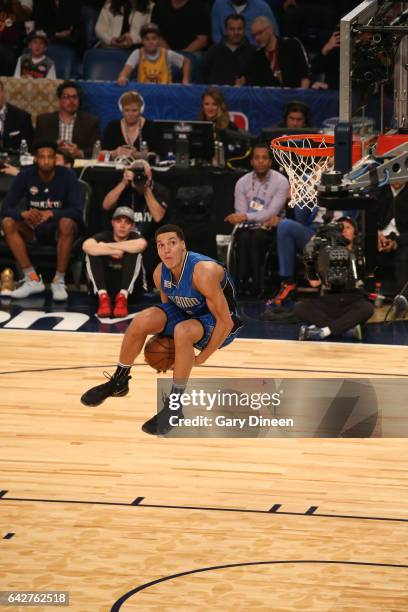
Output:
[303,222,359,290]
[129,166,147,186]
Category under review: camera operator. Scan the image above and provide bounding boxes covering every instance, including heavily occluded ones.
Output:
[102,160,168,286]
[294,217,374,341]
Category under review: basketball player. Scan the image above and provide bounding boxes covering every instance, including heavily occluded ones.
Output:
[81,224,243,435]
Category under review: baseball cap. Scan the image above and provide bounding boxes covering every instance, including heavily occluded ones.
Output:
[112,206,135,222]
[27,30,49,45]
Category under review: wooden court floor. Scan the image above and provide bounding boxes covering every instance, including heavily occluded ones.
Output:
[1,330,408,611]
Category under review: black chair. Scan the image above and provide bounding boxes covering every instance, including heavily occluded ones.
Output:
[0,178,92,287]
[82,48,130,81]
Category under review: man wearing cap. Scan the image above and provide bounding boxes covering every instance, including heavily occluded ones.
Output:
[117,23,190,85]
[14,30,56,79]
[82,206,147,318]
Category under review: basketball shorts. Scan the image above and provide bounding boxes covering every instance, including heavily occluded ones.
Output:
[155,302,243,350]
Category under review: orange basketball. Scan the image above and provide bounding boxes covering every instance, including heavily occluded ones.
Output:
[144,335,175,372]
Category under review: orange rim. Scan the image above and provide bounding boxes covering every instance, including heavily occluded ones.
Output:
[270,133,335,157]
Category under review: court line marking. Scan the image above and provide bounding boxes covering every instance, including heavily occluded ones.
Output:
[1,492,408,524]
[111,559,408,610]
[0,364,406,377]
[1,327,407,351]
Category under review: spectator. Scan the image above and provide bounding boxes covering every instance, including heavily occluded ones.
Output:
[376,181,408,292]
[102,160,168,285]
[1,140,83,301]
[95,0,153,48]
[295,217,373,341]
[117,23,190,85]
[263,204,358,308]
[248,15,311,88]
[81,0,105,48]
[0,79,33,151]
[14,30,56,79]
[225,143,288,297]
[83,206,147,318]
[151,0,210,53]
[198,86,237,140]
[311,31,340,90]
[102,90,156,160]
[277,100,311,127]
[211,0,279,46]
[0,0,32,76]
[32,0,82,51]
[202,13,256,86]
[34,80,100,159]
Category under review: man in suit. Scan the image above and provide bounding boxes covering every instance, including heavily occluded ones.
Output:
[34,81,100,159]
[0,80,33,151]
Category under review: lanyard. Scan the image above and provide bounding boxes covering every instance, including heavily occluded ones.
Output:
[251,171,271,202]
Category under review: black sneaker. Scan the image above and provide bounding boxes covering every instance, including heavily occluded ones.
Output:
[81,371,131,407]
[142,397,183,436]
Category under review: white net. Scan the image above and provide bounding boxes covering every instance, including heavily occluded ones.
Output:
[271,135,334,210]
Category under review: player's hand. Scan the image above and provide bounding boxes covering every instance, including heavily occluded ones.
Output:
[22,208,42,227]
[194,353,207,366]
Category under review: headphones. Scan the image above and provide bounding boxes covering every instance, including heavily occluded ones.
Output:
[118,91,145,114]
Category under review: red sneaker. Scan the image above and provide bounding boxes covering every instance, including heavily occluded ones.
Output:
[113,292,128,318]
[97,293,111,318]
[266,282,297,306]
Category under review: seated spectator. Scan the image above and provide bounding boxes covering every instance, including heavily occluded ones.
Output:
[376,181,408,293]
[83,206,147,318]
[0,0,32,76]
[225,143,288,297]
[81,0,105,49]
[263,204,358,308]
[0,79,33,151]
[248,16,311,88]
[14,30,56,79]
[211,0,279,46]
[294,217,373,341]
[34,81,100,159]
[202,13,256,86]
[102,160,168,285]
[32,0,82,52]
[117,23,190,85]
[95,0,153,49]
[277,100,311,128]
[151,0,210,54]
[280,0,337,52]
[102,90,156,160]
[311,30,340,90]
[1,140,83,301]
[198,86,237,140]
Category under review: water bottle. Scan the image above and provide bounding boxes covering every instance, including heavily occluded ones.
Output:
[374,281,385,308]
[140,140,148,160]
[19,139,31,166]
[213,141,220,167]
[92,139,101,160]
[218,141,225,168]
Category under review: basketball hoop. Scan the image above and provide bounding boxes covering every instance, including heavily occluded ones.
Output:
[270,134,335,210]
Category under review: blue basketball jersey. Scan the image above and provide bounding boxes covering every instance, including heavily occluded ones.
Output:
[161,251,236,317]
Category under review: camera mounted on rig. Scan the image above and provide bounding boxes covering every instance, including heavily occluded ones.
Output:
[303,221,361,290]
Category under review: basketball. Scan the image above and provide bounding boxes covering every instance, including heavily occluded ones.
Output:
[144,335,175,372]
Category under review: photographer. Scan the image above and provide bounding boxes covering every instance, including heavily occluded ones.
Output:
[102,160,168,285]
[294,217,374,341]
